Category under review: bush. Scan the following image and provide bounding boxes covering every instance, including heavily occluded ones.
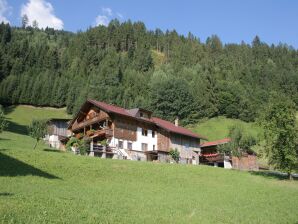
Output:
[66,137,79,151]
[66,136,90,155]
[169,148,180,163]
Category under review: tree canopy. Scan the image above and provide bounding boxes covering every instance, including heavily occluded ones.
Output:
[218,125,257,157]
[0,21,297,125]
[260,99,298,179]
[28,119,48,149]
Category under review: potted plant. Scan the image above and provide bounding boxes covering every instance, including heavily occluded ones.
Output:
[87,129,95,136]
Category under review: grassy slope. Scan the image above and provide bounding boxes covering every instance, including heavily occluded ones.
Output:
[0,106,298,224]
[190,116,263,141]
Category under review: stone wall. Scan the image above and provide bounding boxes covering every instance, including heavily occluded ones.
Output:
[129,150,147,161]
[169,134,200,160]
[158,152,170,163]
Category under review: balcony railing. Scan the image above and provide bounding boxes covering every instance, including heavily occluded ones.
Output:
[72,116,107,131]
[91,128,113,137]
[200,153,225,163]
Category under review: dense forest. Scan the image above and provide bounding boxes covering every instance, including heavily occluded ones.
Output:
[0,20,297,125]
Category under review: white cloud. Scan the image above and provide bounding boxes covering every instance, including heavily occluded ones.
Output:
[102,7,112,16]
[94,7,124,27]
[0,0,11,24]
[21,0,63,29]
[95,15,109,26]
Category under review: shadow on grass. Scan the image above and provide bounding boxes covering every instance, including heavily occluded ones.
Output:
[43,148,64,153]
[0,152,60,179]
[3,106,28,136]
[3,105,16,115]
[5,120,28,136]
[0,192,14,196]
[249,170,297,181]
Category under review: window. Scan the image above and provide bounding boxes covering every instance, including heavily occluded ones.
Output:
[140,112,143,117]
[142,143,148,151]
[152,131,155,138]
[153,145,156,151]
[118,140,123,149]
[127,142,132,150]
[142,128,148,136]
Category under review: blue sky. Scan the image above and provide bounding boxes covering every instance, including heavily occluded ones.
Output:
[2,0,298,48]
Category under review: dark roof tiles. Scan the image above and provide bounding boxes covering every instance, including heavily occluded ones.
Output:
[200,138,231,148]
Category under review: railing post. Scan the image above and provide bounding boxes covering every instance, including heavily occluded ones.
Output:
[89,140,94,156]
[102,146,106,158]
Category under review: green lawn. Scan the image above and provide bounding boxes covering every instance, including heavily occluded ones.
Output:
[0,106,298,224]
[190,116,263,141]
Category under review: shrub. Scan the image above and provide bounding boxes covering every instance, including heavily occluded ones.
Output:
[66,137,79,151]
[169,148,180,163]
[66,136,90,155]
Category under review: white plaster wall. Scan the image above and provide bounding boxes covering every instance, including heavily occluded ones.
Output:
[110,136,117,148]
[224,159,232,169]
[111,127,157,152]
[110,137,134,152]
[132,127,157,151]
[48,135,60,149]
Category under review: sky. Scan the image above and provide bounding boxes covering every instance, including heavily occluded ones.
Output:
[1,0,298,48]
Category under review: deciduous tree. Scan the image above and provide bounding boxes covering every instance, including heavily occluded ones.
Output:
[28,119,48,149]
[260,99,298,180]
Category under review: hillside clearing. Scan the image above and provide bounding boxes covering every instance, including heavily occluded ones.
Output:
[190,116,262,141]
[0,106,297,224]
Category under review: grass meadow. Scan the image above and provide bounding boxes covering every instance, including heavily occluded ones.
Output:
[0,106,297,224]
[189,116,262,141]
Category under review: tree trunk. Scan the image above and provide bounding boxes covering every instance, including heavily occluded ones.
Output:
[288,172,293,180]
[33,140,39,149]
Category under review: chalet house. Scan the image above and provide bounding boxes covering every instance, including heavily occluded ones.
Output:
[68,99,207,164]
[45,118,71,150]
[199,138,258,170]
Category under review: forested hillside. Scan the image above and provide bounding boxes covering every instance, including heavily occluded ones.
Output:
[0,20,297,125]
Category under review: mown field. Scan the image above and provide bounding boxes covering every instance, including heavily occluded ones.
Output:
[189,116,262,141]
[0,106,298,224]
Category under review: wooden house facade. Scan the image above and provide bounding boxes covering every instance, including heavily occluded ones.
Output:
[68,99,207,164]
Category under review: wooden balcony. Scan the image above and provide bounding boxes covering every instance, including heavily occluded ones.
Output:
[72,116,107,131]
[200,153,224,163]
[88,128,113,138]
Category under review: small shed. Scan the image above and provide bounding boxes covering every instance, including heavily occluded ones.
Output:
[45,118,71,150]
[200,138,258,170]
[200,138,232,168]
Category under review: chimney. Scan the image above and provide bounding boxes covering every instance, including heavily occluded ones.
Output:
[174,117,179,126]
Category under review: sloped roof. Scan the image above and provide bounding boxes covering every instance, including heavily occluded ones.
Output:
[151,117,207,139]
[86,99,207,140]
[88,99,133,118]
[200,138,231,148]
